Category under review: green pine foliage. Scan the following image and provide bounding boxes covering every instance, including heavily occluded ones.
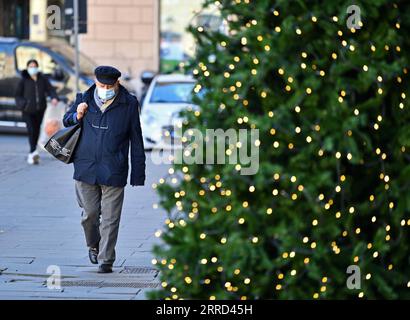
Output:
[149,0,410,299]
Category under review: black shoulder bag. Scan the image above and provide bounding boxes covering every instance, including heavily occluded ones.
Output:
[44,93,83,164]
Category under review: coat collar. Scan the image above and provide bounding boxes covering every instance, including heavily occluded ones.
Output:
[83,84,128,113]
[83,84,128,104]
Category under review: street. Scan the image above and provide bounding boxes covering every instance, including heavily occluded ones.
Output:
[0,133,167,300]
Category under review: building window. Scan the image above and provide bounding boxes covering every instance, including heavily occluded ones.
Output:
[16,45,57,76]
[0,0,30,39]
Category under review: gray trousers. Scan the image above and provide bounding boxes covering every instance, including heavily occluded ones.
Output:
[75,180,125,265]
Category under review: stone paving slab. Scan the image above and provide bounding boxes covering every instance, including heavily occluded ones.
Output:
[0,134,167,300]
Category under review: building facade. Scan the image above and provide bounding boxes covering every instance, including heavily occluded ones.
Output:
[80,0,160,85]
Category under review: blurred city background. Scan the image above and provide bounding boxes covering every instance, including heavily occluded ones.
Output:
[0,0,221,95]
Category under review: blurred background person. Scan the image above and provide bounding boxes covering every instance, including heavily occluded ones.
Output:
[15,59,59,165]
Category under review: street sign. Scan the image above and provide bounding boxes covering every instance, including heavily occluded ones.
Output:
[64,0,87,34]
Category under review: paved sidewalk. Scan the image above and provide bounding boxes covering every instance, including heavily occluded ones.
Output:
[0,134,168,300]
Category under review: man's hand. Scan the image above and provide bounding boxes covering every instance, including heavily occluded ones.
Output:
[76,102,88,120]
[51,98,58,107]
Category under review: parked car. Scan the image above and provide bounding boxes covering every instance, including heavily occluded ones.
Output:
[0,37,135,132]
[140,74,197,150]
[139,70,156,107]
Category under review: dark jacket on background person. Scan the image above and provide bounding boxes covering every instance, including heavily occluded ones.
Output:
[15,70,58,114]
[62,84,146,188]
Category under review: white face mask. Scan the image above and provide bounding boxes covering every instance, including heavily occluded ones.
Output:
[27,67,39,76]
[97,87,116,101]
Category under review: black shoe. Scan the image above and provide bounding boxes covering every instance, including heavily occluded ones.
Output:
[98,264,113,273]
[88,247,99,265]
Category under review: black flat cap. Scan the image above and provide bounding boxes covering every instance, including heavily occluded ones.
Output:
[94,66,121,85]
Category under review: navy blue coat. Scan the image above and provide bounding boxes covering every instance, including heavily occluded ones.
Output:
[63,84,146,187]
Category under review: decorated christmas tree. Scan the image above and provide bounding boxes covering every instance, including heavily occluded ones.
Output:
[149,0,410,299]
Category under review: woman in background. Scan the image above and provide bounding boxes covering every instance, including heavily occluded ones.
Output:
[15,59,59,165]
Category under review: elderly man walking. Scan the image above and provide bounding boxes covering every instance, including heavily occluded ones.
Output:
[63,66,146,273]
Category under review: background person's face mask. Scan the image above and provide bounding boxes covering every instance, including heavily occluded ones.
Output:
[27,67,39,76]
[97,87,116,101]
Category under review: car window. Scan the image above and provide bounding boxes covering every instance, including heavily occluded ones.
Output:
[0,46,15,78]
[0,48,6,79]
[150,82,195,103]
[15,45,58,76]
